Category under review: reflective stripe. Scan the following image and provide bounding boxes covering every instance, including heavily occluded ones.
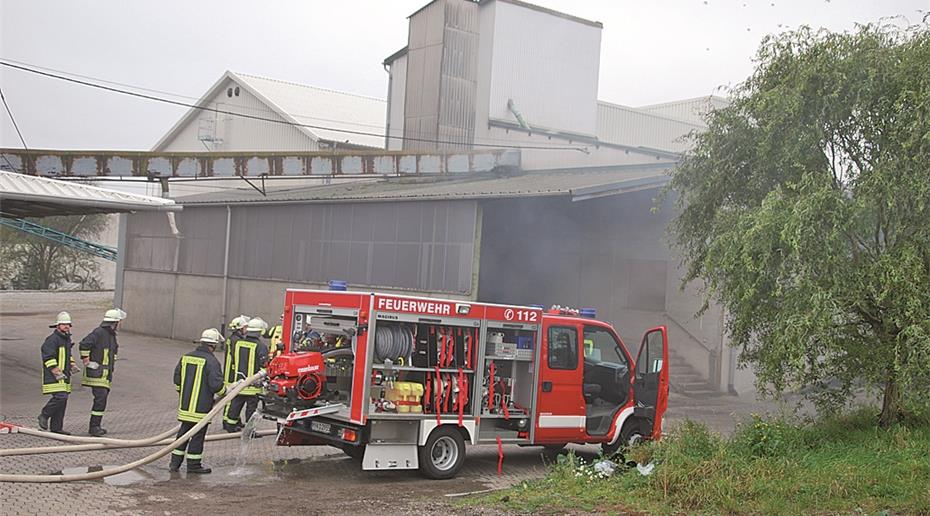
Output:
[186,453,202,460]
[90,410,105,416]
[42,382,71,394]
[178,355,206,421]
[178,410,208,423]
[223,403,238,425]
[81,377,111,388]
[44,358,58,368]
[175,384,181,392]
[80,351,90,357]
[171,449,185,456]
[102,349,110,381]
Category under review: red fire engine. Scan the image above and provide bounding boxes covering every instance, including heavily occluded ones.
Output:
[261,289,669,479]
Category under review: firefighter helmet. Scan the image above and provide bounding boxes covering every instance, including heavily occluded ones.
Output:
[199,328,222,344]
[103,308,127,322]
[246,317,268,333]
[49,311,72,328]
[228,315,250,331]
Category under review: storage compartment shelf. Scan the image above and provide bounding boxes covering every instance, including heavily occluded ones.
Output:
[372,365,475,374]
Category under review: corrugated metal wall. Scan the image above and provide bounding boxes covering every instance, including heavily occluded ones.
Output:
[404,0,478,151]
[125,200,478,295]
[387,54,408,151]
[156,78,320,152]
[596,101,703,153]
[483,1,601,136]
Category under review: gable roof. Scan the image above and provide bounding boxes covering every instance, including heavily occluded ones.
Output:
[152,71,387,151]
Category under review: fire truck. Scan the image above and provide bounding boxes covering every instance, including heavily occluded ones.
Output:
[261,289,669,479]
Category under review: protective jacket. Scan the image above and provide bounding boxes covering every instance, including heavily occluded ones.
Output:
[232,334,268,396]
[41,329,74,394]
[223,333,243,386]
[263,324,283,358]
[174,344,225,423]
[79,324,118,389]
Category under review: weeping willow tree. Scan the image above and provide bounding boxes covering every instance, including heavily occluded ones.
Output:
[0,214,109,290]
[668,22,930,427]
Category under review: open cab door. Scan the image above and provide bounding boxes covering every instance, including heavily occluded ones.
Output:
[632,326,669,440]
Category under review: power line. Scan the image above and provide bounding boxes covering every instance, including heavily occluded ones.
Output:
[0,58,592,149]
[0,60,588,153]
[0,87,28,150]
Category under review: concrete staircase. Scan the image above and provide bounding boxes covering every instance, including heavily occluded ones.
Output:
[668,345,724,399]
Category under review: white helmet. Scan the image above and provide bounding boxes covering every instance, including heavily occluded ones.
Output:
[228,315,250,331]
[246,317,268,333]
[49,311,72,328]
[199,328,222,344]
[103,308,127,322]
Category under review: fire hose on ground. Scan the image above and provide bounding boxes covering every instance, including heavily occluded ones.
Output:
[0,370,267,483]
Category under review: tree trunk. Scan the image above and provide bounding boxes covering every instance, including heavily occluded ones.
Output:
[878,373,901,428]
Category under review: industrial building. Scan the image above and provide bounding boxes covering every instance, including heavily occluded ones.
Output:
[152,70,386,152]
[108,0,751,396]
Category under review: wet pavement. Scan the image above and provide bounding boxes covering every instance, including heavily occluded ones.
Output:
[1,291,775,515]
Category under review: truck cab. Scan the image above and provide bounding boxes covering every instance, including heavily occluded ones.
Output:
[536,312,669,453]
[262,290,669,479]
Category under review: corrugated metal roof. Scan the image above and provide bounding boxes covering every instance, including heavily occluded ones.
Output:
[232,72,386,149]
[175,162,675,206]
[0,171,179,218]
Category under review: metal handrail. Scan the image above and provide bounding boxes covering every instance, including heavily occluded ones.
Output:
[0,216,117,262]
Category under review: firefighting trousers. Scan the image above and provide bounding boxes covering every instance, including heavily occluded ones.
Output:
[89,386,109,429]
[224,394,258,426]
[40,392,68,432]
[171,421,209,465]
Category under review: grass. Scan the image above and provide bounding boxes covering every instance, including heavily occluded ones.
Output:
[467,409,930,515]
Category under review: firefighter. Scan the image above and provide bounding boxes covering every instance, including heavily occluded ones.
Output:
[79,308,125,437]
[263,313,284,358]
[170,328,225,474]
[223,317,268,433]
[38,311,77,434]
[224,316,249,384]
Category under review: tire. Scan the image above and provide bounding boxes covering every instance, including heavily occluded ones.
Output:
[542,443,567,455]
[342,443,365,461]
[418,426,466,480]
[602,422,645,458]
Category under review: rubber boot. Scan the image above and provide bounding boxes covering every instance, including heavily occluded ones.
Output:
[37,414,49,431]
[89,414,107,436]
[52,430,72,435]
[186,461,212,474]
[223,422,242,433]
[168,453,184,472]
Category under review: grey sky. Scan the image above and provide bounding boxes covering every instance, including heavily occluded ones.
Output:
[1,0,925,150]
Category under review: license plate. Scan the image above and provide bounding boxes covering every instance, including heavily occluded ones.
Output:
[310,421,331,434]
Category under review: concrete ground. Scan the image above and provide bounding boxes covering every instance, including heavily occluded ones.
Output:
[1,291,776,515]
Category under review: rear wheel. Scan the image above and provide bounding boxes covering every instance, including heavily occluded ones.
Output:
[418,426,465,479]
[342,443,365,461]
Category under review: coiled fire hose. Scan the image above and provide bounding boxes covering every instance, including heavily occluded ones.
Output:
[0,371,266,483]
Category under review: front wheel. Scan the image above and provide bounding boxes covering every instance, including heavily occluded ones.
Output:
[602,422,645,458]
[418,426,465,479]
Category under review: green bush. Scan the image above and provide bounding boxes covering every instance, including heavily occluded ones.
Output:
[471,410,930,515]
